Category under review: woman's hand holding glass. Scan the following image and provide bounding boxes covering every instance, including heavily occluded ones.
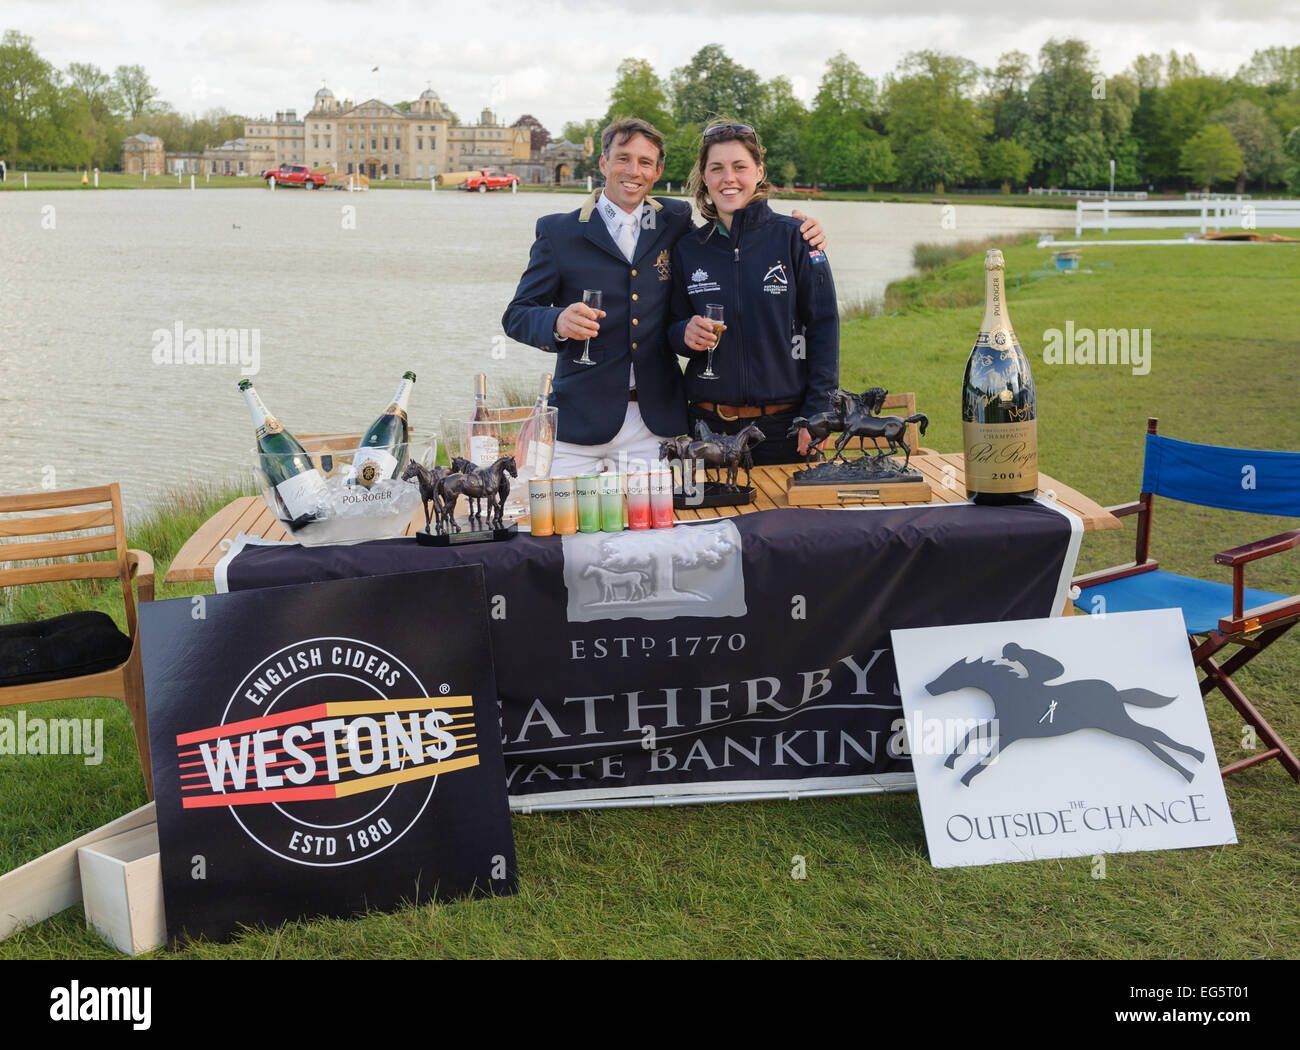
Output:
[684,314,725,352]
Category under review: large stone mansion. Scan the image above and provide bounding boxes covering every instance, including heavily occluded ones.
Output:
[188,85,586,182]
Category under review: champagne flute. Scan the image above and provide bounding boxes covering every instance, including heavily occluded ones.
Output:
[700,303,724,380]
[574,289,602,366]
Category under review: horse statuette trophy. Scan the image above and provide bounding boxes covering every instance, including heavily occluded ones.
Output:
[658,419,764,508]
[786,387,932,505]
[402,455,519,546]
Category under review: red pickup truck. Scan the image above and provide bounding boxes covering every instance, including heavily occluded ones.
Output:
[462,169,520,193]
[265,165,328,189]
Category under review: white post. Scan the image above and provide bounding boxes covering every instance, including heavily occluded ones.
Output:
[586,175,592,192]
[1201,201,1208,234]
[142,170,146,181]
[190,174,195,190]
[23,172,28,187]
[1109,158,1115,196]
[430,177,435,191]
[1102,200,1109,233]
[93,170,99,187]
[511,179,516,194]
[1075,199,1082,238]
[269,176,275,191]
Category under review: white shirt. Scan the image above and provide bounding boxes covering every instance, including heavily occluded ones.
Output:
[597,191,645,390]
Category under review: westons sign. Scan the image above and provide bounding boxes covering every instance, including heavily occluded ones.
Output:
[183,697,469,807]
[142,568,515,942]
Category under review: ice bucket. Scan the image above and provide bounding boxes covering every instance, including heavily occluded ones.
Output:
[251,432,433,546]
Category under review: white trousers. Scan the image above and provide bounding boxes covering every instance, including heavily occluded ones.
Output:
[550,400,668,478]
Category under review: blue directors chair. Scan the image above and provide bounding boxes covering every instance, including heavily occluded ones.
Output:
[1073,419,1299,782]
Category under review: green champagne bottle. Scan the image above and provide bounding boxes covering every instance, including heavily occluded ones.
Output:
[238,378,328,528]
[348,371,416,486]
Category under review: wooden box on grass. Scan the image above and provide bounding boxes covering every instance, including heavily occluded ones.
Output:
[76,823,165,956]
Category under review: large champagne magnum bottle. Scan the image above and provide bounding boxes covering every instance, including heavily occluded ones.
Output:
[348,370,415,485]
[468,373,499,466]
[238,378,328,528]
[962,249,1038,504]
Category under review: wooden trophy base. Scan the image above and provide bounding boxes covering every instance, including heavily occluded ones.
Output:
[786,462,932,506]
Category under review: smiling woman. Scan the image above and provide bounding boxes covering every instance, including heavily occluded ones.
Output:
[669,121,840,465]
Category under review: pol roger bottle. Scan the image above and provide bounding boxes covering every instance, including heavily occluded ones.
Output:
[238,378,329,528]
[347,370,415,485]
[468,373,499,466]
[962,249,1038,504]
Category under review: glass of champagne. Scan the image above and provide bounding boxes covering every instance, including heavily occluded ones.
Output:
[574,289,602,366]
[700,303,724,380]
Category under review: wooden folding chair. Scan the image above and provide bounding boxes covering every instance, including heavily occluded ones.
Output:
[0,485,156,798]
[1073,419,1299,781]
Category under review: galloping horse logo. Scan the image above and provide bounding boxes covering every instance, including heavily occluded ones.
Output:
[925,643,1205,786]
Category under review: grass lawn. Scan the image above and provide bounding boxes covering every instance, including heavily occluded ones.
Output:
[1,232,1297,959]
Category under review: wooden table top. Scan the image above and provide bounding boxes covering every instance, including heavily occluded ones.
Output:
[165,454,1119,583]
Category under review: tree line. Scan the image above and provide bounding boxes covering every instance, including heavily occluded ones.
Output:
[554,41,1300,194]
[1,30,254,170]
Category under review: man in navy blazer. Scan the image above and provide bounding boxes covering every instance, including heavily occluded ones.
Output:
[503,118,823,478]
[502,118,690,477]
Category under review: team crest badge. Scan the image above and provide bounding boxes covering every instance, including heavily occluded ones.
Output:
[656,249,671,280]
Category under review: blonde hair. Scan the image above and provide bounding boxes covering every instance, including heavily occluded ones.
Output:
[687,121,772,223]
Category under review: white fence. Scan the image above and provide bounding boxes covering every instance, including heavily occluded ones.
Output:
[1075,198,1300,236]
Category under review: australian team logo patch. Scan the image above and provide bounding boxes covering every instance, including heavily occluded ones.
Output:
[762,261,789,295]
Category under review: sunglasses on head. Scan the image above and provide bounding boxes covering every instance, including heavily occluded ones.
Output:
[703,123,755,138]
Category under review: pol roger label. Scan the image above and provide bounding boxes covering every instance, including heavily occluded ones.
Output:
[347,447,399,487]
[276,468,329,519]
[963,420,1037,493]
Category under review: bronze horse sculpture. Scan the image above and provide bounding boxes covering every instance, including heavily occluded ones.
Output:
[445,455,518,530]
[829,388,929,471]
[685,420,765,491]
[401,460,461,533]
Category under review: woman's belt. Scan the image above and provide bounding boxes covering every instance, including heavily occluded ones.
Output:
[693,400,796,421]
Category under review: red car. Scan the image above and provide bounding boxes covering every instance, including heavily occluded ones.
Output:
[462,169,520,193]
[265,165,327,189]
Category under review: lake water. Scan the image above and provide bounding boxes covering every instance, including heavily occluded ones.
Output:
[0,187,1070,518]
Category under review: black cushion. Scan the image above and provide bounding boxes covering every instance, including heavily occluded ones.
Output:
[0,611,132,687]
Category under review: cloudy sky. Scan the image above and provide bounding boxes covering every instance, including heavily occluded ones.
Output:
[9,0,1298,131]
